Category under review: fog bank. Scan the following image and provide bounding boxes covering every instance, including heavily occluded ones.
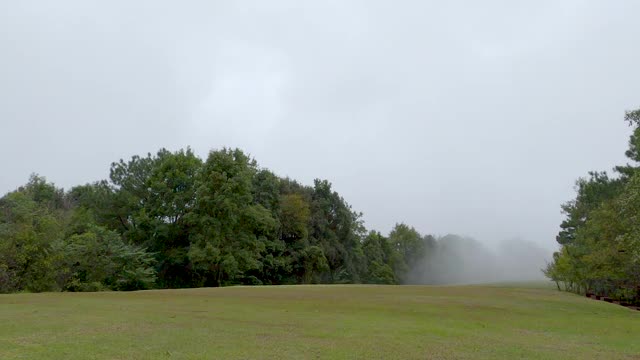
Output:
[407,235,551,285]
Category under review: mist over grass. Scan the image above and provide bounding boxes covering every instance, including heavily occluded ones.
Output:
[407,235,552,285]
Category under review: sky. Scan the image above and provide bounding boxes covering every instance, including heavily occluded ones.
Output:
[1,1,639,252]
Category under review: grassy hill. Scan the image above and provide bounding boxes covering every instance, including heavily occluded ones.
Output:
[1,283,638,359]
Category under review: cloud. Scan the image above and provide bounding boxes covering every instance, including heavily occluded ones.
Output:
[2,1,639,252]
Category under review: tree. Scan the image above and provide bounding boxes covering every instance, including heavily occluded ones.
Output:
[280,193,310,242]
[299,245,329,284]
[388,223,425,282]
[252,169,281,213]
[61,225,156,291]
[1,145,451,292]
[106,148,202,287]
[362,231,399,284]
[188,148,276,286]
[0,184,65,293]
[309,179,365,283]
[548,108,640,303]
[556,172,623,246]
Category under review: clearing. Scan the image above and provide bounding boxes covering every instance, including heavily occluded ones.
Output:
[1,283,638,359]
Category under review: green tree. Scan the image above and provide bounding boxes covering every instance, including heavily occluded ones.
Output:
[0,185,65,293]
[361,231,399,284]
[549,108,640,303]
[107,148,202,287]
[556,172,623,246]
[388,223,425,282]
[280,193,310,241]
[309,179,365,283]
[62,225,156,291]
[299,245,329,284]
[188,148,276,286]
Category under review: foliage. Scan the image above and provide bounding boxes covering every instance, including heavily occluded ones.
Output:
[1,146,476,292]
[361,231,399,284]
[61,225,156,291]
[0,188,64,293]
[0,176,156,293]
[548,108,640,304]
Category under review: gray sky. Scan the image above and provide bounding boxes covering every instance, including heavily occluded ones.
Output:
[2,1,639,252]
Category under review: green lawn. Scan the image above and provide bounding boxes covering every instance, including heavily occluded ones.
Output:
[1,283,638,359]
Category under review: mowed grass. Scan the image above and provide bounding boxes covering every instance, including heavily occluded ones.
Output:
[1,283,639,359]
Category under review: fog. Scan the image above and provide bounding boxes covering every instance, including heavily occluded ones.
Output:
[407,235,550,284]
[2,1,640,256]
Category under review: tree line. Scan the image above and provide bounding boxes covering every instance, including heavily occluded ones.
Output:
[8,107,636,296]
[1,147,447,292]
[545,108,640,305]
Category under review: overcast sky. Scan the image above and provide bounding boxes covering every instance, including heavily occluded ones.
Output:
[2,1,639,251]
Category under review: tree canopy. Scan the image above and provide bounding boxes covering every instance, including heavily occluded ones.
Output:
[546,108,640,305]
[1,148,442,292]
[4,107,638,301]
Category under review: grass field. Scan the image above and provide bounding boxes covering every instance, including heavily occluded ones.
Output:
[1,283,639,359]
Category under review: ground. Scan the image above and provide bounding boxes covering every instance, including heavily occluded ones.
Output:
[1,283,639,359]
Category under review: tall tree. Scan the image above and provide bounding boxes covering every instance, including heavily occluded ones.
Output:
[361,231,399,284]
[0,179,65,293]
[388,223,425,282]
[188,148,276,286]
[309,179,365,283]
[106,148,202,287]
[549,108,640,303]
